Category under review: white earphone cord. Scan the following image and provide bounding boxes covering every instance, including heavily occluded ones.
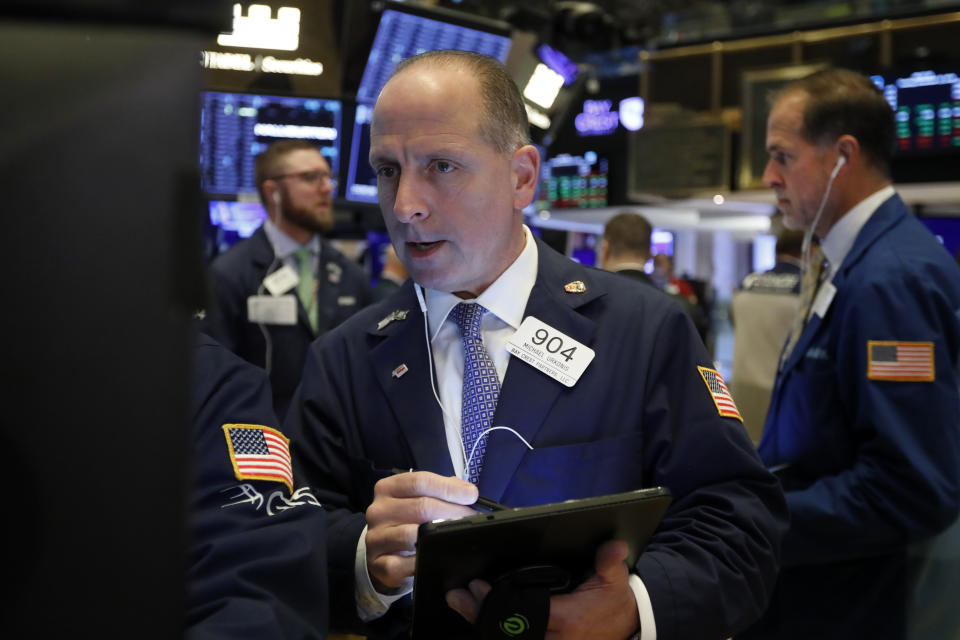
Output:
[415,284,534,482]
[801,156,844,279]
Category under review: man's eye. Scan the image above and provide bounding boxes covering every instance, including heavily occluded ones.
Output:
[433,161,454,173]
[376,166,397,178]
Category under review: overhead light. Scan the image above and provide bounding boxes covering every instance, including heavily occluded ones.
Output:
[524,63,565,110]
[713,194,725,205]
[217,3,302,51]
[525,103,552,129]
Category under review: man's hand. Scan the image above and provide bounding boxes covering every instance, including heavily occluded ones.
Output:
[365,471,478,592]
[445,539,641,640]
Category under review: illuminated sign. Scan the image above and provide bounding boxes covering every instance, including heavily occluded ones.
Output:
[201,51,323,76]
[524,64,565,110]
[574,97,644,136]
[536,44,578,86]
[619,97,645,131]
[218,3,301,51]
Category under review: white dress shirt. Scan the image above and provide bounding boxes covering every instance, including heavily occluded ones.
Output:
[262,218,320,274]
[355,225,656,640]
[820,185,895,281]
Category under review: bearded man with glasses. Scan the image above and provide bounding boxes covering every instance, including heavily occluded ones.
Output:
[203,139,373,421]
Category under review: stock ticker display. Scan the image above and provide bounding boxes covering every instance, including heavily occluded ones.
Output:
[199,91,343,196]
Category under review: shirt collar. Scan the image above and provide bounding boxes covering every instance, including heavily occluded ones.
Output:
[425,225,539,340]
[263,218,320,260]
[821,185,895,271]
[610,262,649,273]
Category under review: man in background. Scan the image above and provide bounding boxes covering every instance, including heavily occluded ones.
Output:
[730,220,804,441]
[600,212,709,344]
[372,243,409,301]
[597,211,656,284]
[742,68,960,639]
[202,139,372,420]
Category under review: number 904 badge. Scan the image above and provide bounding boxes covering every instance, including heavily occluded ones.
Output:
[506,316,596,387]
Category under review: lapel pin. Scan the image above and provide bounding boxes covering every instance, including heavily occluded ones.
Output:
[377,309,410,331]
[564,280,586,293]
[326,262,342,284]
[392,363,409,379]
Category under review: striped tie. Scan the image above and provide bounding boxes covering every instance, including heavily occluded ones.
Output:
[780,244,828,368]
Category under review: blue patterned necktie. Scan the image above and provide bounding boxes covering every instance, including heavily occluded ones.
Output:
[451,302,501,484]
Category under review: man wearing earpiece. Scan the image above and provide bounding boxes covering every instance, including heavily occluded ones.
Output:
[739,69,960,639]
[203,139,373,421]
[285,50,787,640]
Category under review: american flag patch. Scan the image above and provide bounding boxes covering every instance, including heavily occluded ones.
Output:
[697,366,743,422]
[223,424,293,493]
[867,341,935,382]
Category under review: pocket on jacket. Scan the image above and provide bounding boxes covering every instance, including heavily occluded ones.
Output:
[506,431,646,505]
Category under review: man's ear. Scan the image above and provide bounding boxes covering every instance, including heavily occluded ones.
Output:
[599,238,610,269]
[836,134,859,170]
[511,144,540,210]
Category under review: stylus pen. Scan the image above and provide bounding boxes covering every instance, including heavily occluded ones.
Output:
[390,468,509,512]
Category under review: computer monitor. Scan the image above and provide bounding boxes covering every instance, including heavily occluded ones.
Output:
[199,90,344,198]
[536,150,610,210]
[343,102,378,204]
[918,216,960,258]
[342,2,513,204]
[872,70,960,154]
[355,3,512,105]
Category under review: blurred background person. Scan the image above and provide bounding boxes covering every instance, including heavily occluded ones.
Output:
[372,243,409,301]
[202,140,372,421]
[729,220,804,442]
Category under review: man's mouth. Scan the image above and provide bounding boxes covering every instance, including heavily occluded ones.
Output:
[407,240,444,256]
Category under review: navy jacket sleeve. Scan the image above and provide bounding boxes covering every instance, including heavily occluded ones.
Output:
[187,333,328,640]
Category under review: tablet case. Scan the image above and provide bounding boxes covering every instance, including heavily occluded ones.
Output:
[410,486,672,639]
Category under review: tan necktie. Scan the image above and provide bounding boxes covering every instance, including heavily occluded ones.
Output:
[780,244,828,367]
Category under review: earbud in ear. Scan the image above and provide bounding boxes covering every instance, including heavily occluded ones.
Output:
[831,155,846,178]
[272,191,281,206]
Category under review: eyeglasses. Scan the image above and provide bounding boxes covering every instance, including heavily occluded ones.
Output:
[269,170,337,188]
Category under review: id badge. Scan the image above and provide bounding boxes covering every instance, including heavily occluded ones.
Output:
[506,316,595,387]
[247,295,298,325]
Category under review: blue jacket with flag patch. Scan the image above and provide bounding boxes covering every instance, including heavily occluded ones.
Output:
[187,332,328,640]
[746,193,960,639]
[284,237,788,640]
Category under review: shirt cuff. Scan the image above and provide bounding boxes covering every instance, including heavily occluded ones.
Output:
[354,525,413,621]
[628,573,657,640]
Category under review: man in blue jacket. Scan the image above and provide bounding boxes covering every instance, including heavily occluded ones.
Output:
[742,68,960,639]
[203,140,373,421]
[285,50,787,640]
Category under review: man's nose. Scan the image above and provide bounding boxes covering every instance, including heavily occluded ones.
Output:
[392,173,428,223]
[762,159,780,189]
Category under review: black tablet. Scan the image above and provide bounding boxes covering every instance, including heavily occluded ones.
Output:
[410,486,672,639]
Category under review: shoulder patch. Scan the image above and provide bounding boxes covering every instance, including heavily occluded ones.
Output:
[867,341,934,382]
[697,366,743,422]
[223,424,293,493]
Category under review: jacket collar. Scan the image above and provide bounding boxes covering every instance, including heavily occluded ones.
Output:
[779,193,907,375]
[364,239,608,494]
